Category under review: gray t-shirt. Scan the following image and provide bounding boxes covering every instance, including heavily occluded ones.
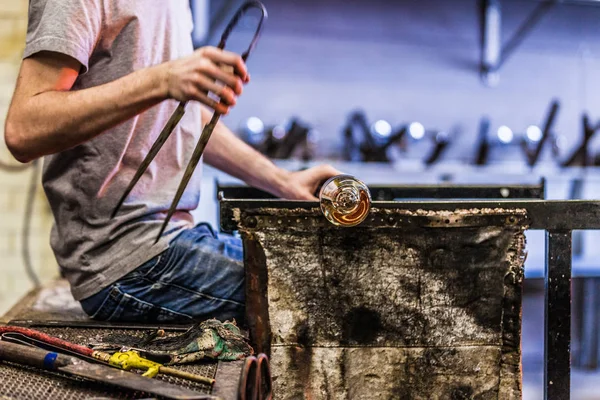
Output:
[24,0,203,301]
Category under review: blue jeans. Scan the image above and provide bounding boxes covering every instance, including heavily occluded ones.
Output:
[80,223,245,323]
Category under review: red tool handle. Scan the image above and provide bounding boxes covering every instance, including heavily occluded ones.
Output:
[0,326,94,357]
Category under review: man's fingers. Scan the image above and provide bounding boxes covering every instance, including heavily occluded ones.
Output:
[307,165,343,195]
[188,87,230,114]
[201,47,248,81]
[294,189,318,201]
[312,164,343,181]
[204,64,244,96]
[192,73,237,106]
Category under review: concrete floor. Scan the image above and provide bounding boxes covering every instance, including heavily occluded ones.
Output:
[522,282,600,400]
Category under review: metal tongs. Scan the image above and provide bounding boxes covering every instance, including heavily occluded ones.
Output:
[112,1,268,242]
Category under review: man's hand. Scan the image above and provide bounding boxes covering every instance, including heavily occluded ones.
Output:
[270,165,342,201]
[161,46,249,114]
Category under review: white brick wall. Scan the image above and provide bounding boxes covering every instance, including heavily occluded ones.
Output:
[0,1,27,15]
[0,0,58,316]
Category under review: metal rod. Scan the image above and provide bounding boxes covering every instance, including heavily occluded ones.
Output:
[562,114,598,167]
[112,102,187,218]
[160,365,216,386]
[498,1,555,69]
[479,0,554,84]
[474,117,491,165]
[217,183,545,201]
[155,112,221,242]
[545,230,572,400]
[480,0,502,76]
[527,100,560,167]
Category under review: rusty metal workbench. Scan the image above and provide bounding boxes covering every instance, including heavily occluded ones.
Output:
[0,280,243,400]
[218,183,600,400]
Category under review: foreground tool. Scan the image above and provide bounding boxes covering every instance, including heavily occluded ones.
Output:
[0,341,217,400]
[238,356,258,400]
[236,354,272,400]
[0,326,215,385]
[94,349,215,385]
[111,1,268,243]
[257,353,272,400]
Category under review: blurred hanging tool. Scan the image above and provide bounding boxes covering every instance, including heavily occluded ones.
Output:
[473,99,561,166]
[473,116,492,165]
[559,112,599,258]
[274,118,316,161]
[403,120,459,166]
[112,1,268,243]
[242,117,316,161]
[521,99,560,167]
[423,127,460,167]
[561,113,600,167]
[341,111,456,165]
[341,110,406,162]
[473,121,519,165]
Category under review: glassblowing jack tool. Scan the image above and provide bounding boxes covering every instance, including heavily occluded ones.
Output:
[112,1,268,243]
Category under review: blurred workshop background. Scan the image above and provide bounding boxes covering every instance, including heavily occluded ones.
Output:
[1,0,600,398]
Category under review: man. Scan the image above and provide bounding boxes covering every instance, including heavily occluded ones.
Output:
[4,1,339,323]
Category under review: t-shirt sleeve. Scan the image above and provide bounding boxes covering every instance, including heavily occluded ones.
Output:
[23,0,102,74]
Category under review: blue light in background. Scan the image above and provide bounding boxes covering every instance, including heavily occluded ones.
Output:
[372,120,392,137]
[408,122,425,140]
[246,116,264,134]
[526,125,543,142]
[497,125,513,144]
[273,125,286,139]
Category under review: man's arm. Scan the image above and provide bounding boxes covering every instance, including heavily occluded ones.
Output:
[4,48,248,163]
[202,107,340,200]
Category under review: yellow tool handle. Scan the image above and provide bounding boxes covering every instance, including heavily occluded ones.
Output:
[98,350,214,385]
[159,365,215,386]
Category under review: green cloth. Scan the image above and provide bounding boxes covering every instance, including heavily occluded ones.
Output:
[89,319,254,365]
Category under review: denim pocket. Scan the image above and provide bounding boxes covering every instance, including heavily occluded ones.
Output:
[84,286,124,321]
[104,286,193,323]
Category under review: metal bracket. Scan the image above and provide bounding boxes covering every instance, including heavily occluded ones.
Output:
[479,0,555,86]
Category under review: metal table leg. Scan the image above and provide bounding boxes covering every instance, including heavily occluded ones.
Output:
[545,230,572,400]
[579,278,600,369]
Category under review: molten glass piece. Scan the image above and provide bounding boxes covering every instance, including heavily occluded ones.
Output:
[319,175,371,227]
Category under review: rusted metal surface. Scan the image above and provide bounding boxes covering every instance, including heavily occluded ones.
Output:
[235,207,528,232]
[220,199,600,232]
[237,207,527,399]
[243,235,272,356]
